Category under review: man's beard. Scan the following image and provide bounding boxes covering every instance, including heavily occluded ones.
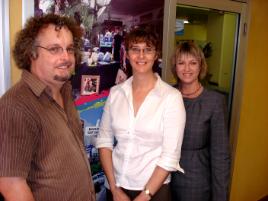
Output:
[53,61,73,82]
[54,74,71,82]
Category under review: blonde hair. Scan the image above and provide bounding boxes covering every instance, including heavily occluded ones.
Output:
[172,41,207,81]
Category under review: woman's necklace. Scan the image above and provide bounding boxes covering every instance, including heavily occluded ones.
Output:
[180,83,202,97]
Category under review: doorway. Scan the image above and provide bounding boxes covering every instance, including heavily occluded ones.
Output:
[162,0,248,151]
[175,4,239,114]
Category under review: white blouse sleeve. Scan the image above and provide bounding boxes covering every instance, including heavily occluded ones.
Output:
[95,92,114,150]
[156,90,186,173]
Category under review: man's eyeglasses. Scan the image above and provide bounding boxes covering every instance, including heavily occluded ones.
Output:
[129,47,156,55]
[35,45,75,55]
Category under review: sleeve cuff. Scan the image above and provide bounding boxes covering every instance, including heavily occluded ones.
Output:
[156,158,184,173]
[95,137,114,150]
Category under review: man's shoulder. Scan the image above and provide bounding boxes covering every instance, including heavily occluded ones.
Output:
[0,80,36,109]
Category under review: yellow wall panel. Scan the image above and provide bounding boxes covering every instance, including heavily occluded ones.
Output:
[175,23,207,42]
[206,13,223,84]
[230,0,268,200]
[10,0,22,84]
[219,13,237,92]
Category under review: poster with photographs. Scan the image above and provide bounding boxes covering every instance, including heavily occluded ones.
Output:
[81,75,100,95]
[34,1,164,200]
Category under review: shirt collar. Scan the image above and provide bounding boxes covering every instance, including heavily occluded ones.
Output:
[22,70,71,98]
[120,73,164,97]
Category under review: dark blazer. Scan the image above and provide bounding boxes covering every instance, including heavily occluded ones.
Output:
[171,88,230,201]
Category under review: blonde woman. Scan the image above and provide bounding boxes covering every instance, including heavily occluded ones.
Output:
[170,41,230,201]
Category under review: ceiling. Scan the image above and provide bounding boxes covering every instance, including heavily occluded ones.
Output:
[110,0,164,16]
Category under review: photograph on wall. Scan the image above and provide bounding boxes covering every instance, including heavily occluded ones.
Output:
[81,75,100,95]
[34,1,165,200]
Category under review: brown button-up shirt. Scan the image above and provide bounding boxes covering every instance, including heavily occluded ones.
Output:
[0,70,95,201]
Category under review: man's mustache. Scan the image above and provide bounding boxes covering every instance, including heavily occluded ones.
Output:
[56,61,73,68]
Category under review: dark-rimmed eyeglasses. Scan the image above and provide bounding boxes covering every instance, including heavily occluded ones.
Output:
[35,45,75,55]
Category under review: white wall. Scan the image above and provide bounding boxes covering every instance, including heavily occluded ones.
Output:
[22,0,34,25]
[0,0,11,96]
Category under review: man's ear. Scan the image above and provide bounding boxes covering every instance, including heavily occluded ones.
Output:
[31,51,38,60]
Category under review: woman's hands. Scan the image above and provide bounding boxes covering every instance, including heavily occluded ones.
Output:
[111,186,131,201]
[133,191,151,201]
[111,187,150,201]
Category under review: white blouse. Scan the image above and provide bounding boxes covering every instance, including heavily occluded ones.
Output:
[96,74,186,190]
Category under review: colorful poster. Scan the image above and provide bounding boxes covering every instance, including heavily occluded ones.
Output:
[74,90,109,201]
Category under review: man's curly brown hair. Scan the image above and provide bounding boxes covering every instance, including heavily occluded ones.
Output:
[13,13,83,71]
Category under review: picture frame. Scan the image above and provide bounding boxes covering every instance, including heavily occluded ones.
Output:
[81,75,100,95]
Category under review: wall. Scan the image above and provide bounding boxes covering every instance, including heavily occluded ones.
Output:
[0,0,11,96]
[10,0,22,84]
[219,13,237,92]
[175,23,207,43]
[206,13,223,84]
[229,0,268,200]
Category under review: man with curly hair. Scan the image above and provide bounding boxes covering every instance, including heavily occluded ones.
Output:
[0,14,95,201]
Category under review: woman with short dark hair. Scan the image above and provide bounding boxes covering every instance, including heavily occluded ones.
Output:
[96,27,186,201]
